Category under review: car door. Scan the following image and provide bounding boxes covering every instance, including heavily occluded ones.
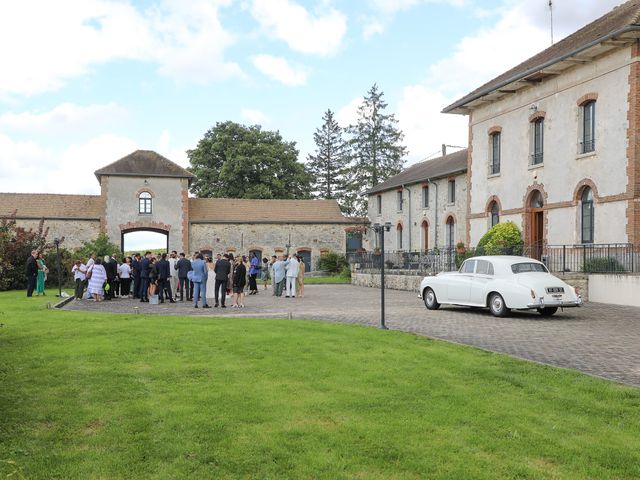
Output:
[447,260,475,303]
[469,259,494,305]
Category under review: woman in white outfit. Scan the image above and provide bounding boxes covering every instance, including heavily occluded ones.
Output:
[284,255,299,298]
[206,257,216,300]
[87,258,107,302]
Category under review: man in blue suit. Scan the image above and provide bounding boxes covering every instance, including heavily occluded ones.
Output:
[139,251,151,302]
[191,253,210,309]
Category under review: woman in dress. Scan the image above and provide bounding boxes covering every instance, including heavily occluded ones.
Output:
[206,256,216,300]
[261,257,270,291]
[232,256,247,308]
[87,258,107,302]
[118,257,132,297]
[148,257,158,297]
[296,255,305,298]
[35,252,47,295]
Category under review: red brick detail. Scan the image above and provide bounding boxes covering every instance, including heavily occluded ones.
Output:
[627,41,640,246]
[226,246,237,252]
[528,111,546,123]
[444,213,457,225]
[467,115,473,246]
[484,195,502,216]
[119,221,171,232]
[577,92,598,106]
[248,245,265,252]
[135,188,156,198]
[100,176,108,234]
[319,248,329,255]
[487,125,502,135]
[572,179,600,204]
[396,221,404,230]
[181,179,190,254]
[296,246,312,253]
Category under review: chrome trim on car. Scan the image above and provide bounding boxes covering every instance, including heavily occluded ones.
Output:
[526,296,582,309]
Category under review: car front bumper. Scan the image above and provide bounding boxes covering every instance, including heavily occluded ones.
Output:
[526,296,583,309]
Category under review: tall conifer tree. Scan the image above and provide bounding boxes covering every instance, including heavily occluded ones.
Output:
[307,109,351,212]
[346,84,407,216]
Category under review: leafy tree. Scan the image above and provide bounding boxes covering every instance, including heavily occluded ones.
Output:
[76,233,121,260]
[346,84,408,215]
[0,212,50,291]
[307,109,351,211]
[188,121,312,199]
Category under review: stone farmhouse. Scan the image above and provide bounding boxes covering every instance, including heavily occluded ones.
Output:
[0,150,367,270]
[443,0,640,252]
[367,148,467,251]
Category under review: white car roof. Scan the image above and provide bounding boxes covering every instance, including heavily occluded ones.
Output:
[465,255,544,265]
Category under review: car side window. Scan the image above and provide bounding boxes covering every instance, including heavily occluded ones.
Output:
[461,260,476,273]
[476,260,490,275]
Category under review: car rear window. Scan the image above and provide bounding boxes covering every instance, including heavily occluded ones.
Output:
[511,262,548,274]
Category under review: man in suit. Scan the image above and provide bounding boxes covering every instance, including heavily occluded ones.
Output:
[156,253,176,303]
[191,253,210,308]
[213,253,231,308]
[26,250,39,297]
[104,255,118,300]
[176,252,192,301]
[139,252,151,302]
[131,253,141,299]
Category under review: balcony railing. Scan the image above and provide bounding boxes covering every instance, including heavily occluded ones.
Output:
[348,243,637,275]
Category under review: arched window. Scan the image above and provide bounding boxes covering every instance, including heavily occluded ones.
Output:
[139,191,152,214]
[422,220,429,251]
[446,217,455,248]
[530,190,544,209]
[490,202,499,228]
[396,224,403,250]
[581,187,594,244]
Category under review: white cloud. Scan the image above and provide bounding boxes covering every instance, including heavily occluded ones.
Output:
[0,0,243,97]
[336,97,362,127]
[241,108,271,125]
[0,102,126,133]
[250,0,347,56]
[252,54,307,86]
[156,129,189,167]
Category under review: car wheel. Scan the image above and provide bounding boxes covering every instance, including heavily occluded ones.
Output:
[537,307,558,317]
[423,288,440,310]
[489,293,510,317]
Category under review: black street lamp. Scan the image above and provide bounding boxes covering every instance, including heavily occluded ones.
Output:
[372,222,392,330]
[53,238,62,297]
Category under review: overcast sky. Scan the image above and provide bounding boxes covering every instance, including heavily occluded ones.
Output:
[0,0,627,197]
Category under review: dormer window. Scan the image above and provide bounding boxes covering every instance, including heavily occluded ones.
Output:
[139,191,152,214]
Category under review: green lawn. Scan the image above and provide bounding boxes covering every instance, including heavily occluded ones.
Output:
[304,275,351,284]
[1,290,639,479]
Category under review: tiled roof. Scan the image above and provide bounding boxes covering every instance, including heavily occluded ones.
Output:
[95,150,194,181]
[189,198,360,224]
[0,193,103,219]
[367,149,467,195]
[444,0,640,113]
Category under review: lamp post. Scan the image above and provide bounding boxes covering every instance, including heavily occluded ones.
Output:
[372,222,392,330]
[53,238,62,297]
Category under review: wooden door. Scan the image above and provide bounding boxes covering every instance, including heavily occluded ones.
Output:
[530,210,543,259]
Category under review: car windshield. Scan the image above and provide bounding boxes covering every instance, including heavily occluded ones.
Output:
[511,262,548,274]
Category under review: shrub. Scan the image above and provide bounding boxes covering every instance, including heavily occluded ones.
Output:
[76,233,121,260]
[339,265,351,279]
[317,252,349,274]
[43,247,76,289]
[582,257,626,273]
[476,222,523,255]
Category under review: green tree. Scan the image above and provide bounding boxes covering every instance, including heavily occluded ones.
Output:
[307,109,351,211]
[346,84,408,215]
[188,121,312,199]
[76,233,121,260]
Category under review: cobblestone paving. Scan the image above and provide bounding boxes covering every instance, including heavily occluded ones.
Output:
[64,284,640,386]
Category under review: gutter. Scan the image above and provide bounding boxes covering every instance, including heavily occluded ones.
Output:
[402,184,412,251]
[442,25,640,114]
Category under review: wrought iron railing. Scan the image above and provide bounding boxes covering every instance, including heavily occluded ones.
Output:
[348,243,637,275]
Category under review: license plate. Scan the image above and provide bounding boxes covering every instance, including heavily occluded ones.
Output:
[546,287,565,294]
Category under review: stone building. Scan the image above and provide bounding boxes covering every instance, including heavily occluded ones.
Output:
[443,0,640,250]
[0,150,367,270]
[367,148,467,251]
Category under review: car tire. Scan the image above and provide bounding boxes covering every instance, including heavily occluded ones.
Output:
[424,288,440,310]
[489,293,510,317]
[537,307,558,317]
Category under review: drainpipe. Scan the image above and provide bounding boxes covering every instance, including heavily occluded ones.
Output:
[429,179,439,248]
[402,184,412,251]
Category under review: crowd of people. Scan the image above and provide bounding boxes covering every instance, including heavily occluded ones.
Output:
[36,250,307,309]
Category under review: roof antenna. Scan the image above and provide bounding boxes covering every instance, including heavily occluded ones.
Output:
[549,0,554,45]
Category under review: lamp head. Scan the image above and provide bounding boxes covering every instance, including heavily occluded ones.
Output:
[384,222,392,232]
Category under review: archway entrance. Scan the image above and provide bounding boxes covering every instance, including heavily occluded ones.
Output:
[528,191,544,260]
[121,228,169,255]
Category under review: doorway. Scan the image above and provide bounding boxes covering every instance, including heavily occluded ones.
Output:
[297,250,312,273]
[121,228,169,255]
[528,191,544,260]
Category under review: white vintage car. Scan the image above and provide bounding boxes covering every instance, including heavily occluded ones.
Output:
[419,256,582,317]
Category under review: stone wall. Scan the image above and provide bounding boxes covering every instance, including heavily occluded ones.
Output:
[352,269,590,302]
[190,222,361,270]
[14,219,101,250]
